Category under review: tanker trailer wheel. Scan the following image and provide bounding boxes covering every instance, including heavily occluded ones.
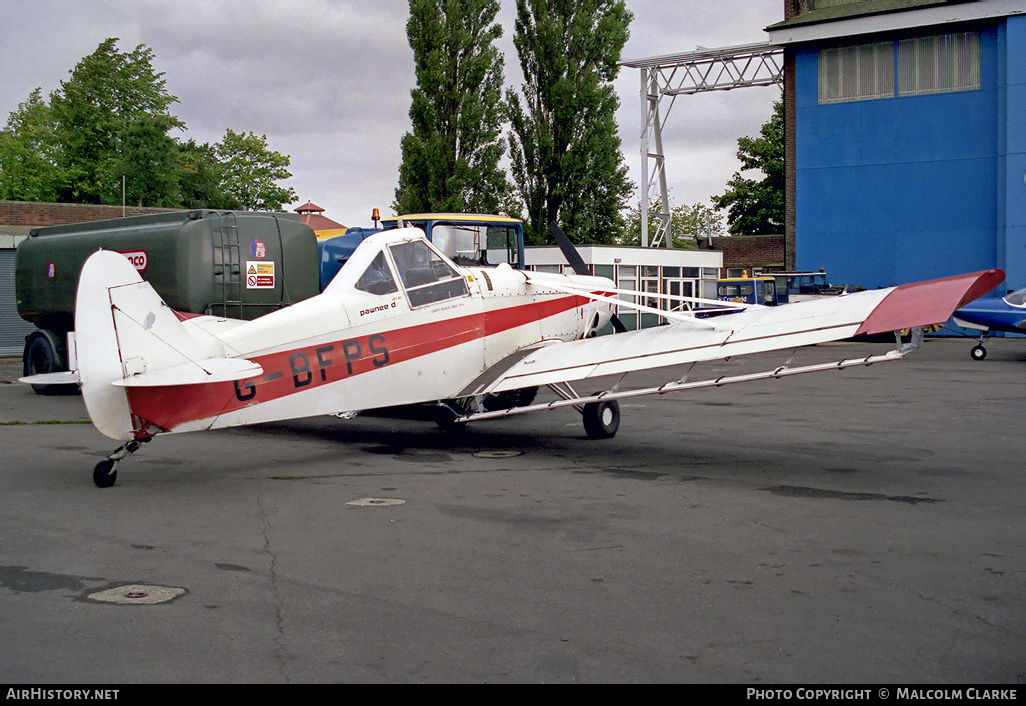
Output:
[23,333,66,396]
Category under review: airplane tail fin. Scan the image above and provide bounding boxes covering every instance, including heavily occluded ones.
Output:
[75,250,248,441]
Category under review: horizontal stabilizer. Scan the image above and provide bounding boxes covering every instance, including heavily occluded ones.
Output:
[111,358,263,388]
[19,371,81,385]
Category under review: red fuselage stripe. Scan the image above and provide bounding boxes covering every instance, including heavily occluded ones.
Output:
[125,293,588,432]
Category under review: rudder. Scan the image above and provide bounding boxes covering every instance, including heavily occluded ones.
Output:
[76,250,225,441]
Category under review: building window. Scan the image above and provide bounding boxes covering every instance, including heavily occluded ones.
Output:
[818,31,981,104]
[702,268,719,299]
[898,31,980,96]
[616,264,638,311]
[639,266,661,309]
[819,41,894,104]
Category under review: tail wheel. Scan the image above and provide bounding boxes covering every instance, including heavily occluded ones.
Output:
[583,397,619,439]
[93,460,118,488]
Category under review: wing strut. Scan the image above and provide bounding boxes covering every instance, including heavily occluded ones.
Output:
[455,344,913,425]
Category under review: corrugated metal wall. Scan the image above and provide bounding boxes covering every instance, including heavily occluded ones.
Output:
[0,250,37,356]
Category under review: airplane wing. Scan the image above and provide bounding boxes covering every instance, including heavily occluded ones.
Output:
[468,269,1003,396]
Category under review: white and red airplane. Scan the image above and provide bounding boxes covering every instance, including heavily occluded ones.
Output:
[24,224,1003,487]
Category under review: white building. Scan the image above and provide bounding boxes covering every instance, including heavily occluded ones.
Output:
[526,245,723,332]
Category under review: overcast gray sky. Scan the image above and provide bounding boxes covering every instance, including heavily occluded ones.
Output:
[0,0,783,229]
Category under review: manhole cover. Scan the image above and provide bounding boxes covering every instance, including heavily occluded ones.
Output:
[473,450,523,458]
[346,498,406,507]
[86,584,186,605]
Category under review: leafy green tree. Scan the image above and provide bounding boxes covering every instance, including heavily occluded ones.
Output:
[0,89,64,201]
[118,114,181,207]
[395,0,509,215]
[506,0,633,245]
[215,129,297,211]
[622,198,725,248]
[49,38,183,204]
[1,39,298,212]
[713,98,784,235]
[177,140,241,210]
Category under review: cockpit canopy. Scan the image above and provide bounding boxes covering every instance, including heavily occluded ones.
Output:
[349,232,469,308]
[1003,288,1026,307]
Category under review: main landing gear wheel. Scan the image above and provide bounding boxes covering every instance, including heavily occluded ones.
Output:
[93,460,117,488]
[583,397,620,439]
[970,345,987,361]
[434,404,468,433]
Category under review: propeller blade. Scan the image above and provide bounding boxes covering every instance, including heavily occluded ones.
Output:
[549,222,628,333]
[549,222,589,276]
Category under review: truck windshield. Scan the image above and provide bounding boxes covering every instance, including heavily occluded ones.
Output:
[427,223,521,268]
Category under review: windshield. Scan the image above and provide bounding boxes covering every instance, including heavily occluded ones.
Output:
[388,240,469,308]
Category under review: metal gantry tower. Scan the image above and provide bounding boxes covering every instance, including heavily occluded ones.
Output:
[622,41,784,247]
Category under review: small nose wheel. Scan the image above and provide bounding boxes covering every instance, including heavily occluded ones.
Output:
[970,344,987,361]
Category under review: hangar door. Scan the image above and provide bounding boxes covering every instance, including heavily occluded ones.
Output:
[0,250,36,356]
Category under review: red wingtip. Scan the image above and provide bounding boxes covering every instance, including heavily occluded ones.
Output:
[855,269,1005,337]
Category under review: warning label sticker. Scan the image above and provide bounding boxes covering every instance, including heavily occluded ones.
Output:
[246,261,275,289]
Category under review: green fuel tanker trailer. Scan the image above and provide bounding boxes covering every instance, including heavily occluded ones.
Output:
[16,210,319,393]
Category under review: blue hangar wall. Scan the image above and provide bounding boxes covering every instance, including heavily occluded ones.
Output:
[793,14,1026,294]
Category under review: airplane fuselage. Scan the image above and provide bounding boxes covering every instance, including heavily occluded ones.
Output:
[952,290,1026,334]
[120,230,615,436]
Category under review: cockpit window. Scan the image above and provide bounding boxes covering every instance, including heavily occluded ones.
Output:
[1004,288,1026,307]
[388,240,469,307]
[355,252,399,296]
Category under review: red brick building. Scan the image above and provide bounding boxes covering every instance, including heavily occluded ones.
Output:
[707,234,787,275]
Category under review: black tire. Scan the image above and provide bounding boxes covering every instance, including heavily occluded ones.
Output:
[583,397,620,439]
[23,334,75,396]
[24,335,58,395]
[970,345,987,361]
[434,405,468,433]
[93,460,118,488]
[482,386,538,411]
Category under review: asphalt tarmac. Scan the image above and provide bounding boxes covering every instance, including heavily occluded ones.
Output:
[0,337,1022,684]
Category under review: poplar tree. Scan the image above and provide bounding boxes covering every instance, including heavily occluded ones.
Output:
[395,0,509,215]
[506,0,633,245]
